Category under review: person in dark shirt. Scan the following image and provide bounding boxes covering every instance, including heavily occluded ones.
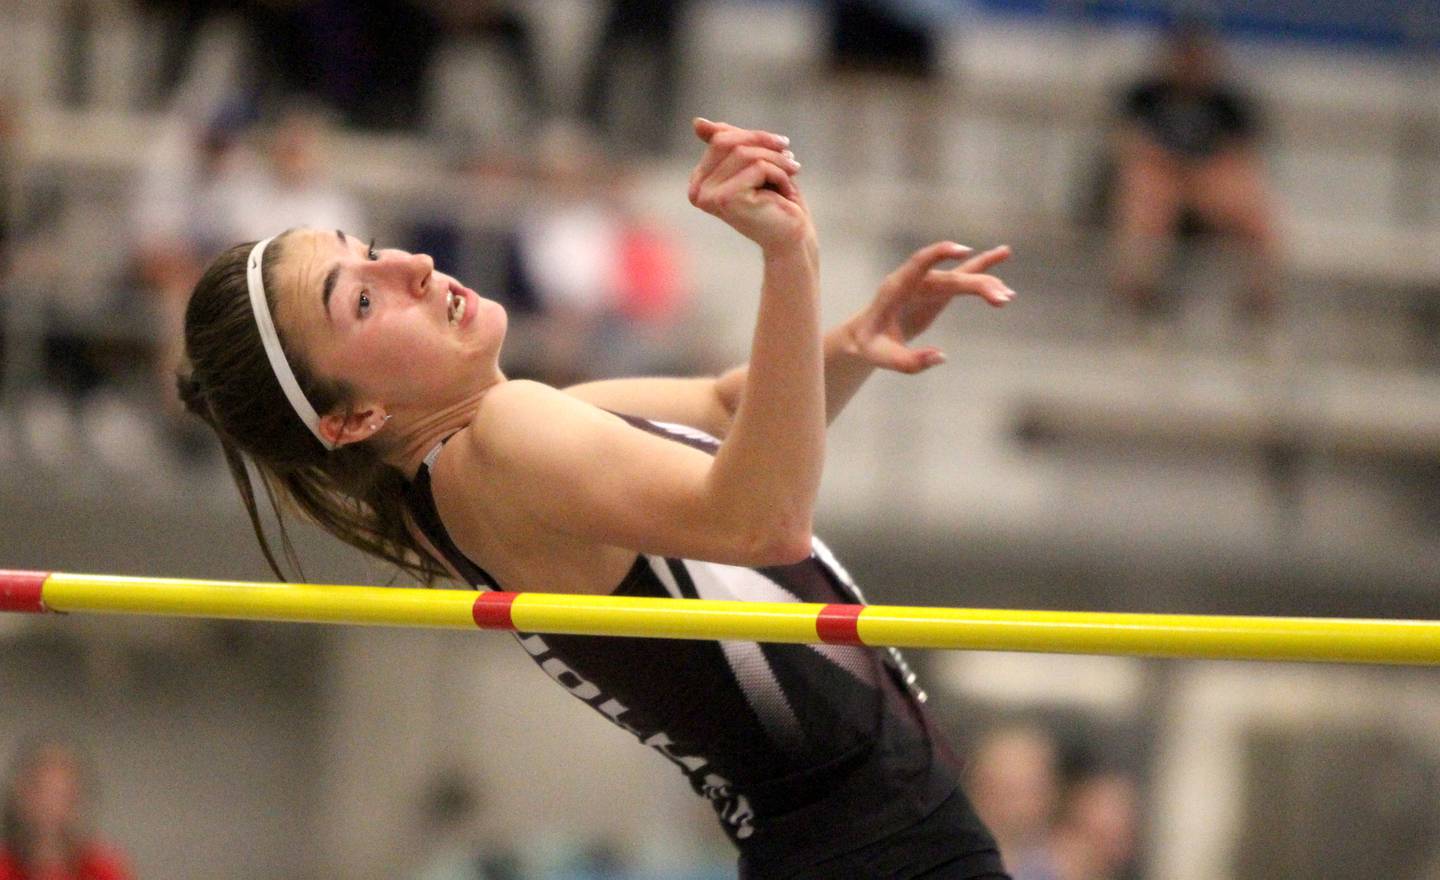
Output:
[1109,22,1281,327]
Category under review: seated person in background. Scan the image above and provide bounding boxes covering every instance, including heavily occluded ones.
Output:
[966,723,1061,877]
[1108,20,1281,328]
[0,94,15,388]
[0,739,132,880]
[823,0,946,182]
[1014,768,1140,880]
[134,100,364,454]
[508,122,688,386]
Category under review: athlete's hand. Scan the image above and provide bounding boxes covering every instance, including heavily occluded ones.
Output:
[688,118,813,253]
[842,242,1015,374]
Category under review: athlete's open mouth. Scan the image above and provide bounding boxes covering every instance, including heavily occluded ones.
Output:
[447,284,466,327]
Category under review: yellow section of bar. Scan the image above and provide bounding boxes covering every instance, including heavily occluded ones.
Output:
[510,592,821,643]
[19,571,1440,665]
[42,572,478,629]
[856,606,1440,665]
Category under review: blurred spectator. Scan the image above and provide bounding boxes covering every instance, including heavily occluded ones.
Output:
[543,837,629,880]
[245,0,443,131]
[578,1,693,154]
[55,1,95,109]
[224,104,368,240]
[1108,20,1282,329]
[0,95,15,393]
[0,94,16,463]
[823,0,948,181]
[965,722,1061,877]
[132,99,364,454]
[0,739,131,880]
[1015,769,1140,880]
[411,771,520,880]
[505,122,687,385]
[130,100,254,458]
[2,98,152,469]
[131,0,231,109]
[422,0,549,147]
[0,94,14,260]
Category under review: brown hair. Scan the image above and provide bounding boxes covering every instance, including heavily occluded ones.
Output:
[177,233,444,583]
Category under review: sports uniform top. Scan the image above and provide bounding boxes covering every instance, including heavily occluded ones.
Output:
[1121,76,1259,160]
[403,413,1001,878]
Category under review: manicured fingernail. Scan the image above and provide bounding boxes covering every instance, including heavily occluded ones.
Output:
[929,352,947,365]
[777,134,791,146]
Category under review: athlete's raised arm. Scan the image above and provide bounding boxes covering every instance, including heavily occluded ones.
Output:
[444,118,824,571]
[565,241,1017,436]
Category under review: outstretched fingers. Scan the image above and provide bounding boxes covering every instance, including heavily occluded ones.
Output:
[922,246,1016,307]
[929,272,1014,307]
[692,117,789,151]
[887,241,975,292]
[958,244,1014,274]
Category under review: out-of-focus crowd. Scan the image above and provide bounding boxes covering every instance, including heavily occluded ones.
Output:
[968,721,1141,880]
[0,720,1141,880]
[0,0,701,477]
[0,2,1294,480]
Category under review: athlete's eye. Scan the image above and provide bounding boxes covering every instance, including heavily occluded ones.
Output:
[357,291,371,318]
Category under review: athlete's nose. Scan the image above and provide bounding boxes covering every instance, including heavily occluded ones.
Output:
[406,252,435,299]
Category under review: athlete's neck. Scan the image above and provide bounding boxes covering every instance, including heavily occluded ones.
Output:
[382,373,506,478]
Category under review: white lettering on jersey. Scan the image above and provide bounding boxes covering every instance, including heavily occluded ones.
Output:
[513,630,756,839]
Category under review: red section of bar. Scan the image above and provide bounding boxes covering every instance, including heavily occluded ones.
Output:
[471,591,518,630]
[816,603,865,646]
[0,570,49,613]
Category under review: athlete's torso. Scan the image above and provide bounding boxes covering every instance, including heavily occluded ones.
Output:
[403,414,966,873]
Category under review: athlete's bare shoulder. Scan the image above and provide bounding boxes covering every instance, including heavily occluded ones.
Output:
[450,378,621,475]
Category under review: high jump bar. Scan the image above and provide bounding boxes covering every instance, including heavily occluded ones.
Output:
[3,569,1438,665]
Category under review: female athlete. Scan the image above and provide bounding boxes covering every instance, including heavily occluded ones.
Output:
[178,118,1016,879]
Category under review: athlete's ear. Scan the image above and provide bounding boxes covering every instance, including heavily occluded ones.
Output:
[319,404,389,448]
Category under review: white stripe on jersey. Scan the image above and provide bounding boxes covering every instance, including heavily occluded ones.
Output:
[648,554,805,751]
[811,535,865,602]
[677,559,806,753]
[811,537,927,703]
[649,419,723,446]
[640,419,885,690]
[647,554,684,598]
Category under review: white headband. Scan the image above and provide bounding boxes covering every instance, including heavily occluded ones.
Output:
[247,236,336,451]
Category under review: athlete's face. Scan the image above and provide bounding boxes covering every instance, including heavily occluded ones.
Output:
[273,228,507,416]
